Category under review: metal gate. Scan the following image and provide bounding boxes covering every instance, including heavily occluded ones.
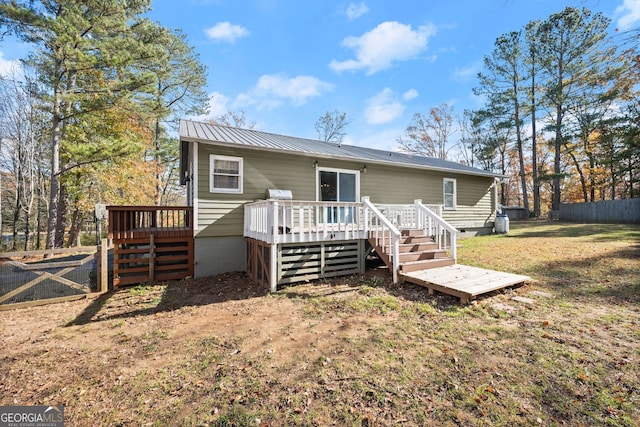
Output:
[0,247,98,309]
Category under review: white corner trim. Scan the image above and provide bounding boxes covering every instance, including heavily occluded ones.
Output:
[193,142,199,233]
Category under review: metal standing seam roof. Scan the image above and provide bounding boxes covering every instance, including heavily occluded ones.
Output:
[179,119,501,178]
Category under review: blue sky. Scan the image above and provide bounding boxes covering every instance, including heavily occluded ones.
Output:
[1,0,640,153]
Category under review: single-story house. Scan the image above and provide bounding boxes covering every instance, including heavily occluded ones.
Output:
[179,119,502,291]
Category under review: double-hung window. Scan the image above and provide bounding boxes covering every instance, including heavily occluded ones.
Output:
[210,155,243,194]
[443,178,457,210]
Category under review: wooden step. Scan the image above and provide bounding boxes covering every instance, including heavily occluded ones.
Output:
[398,249,447,262]
[401,229,424,237]
[399,242,439,252]
[376,242,440,253]
[401,235,434,244]
[399,257,456,272]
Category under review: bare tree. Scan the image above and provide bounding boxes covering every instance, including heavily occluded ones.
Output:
[0,70,41,250]
[457,110,477,167]
[210,110,256,129]
[315,110,351,144]
[398,104,457,160]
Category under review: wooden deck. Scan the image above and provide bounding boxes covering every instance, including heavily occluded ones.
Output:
[108,206,194,287]
[401,264,530,304]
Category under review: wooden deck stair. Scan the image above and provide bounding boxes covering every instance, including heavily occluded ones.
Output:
[370,229,455,274]
[371,229,529,305]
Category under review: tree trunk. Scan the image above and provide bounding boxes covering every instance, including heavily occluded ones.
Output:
[56,182,68,247]
[23,208,30,251]
[588,155,596,202]
[12,147,23,251]
[500,151,508,206]
[628,157,634,198]
[610,163,616,200]
[530,59,540,218]
[515,123,530,217]
[67,206,81,248]
[36,171,45,250]
[511,69,530,218]
[552,108,562,220]
[567,148,589,202]
[46,94,62,250]
[155,110,162,207]
[11,193,19,251]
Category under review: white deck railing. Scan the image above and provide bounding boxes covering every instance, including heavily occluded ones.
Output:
[414,199,457,261]
[376,203,442,228]
[243,198,453,283]
[362,197,401,283]
[244,200,367,244]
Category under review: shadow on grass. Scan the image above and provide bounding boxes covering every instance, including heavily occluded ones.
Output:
[278,258,465,310]
[525,245,640,303]
[67,225,639,328]
[66,271,268,326]
[507,221,640,241]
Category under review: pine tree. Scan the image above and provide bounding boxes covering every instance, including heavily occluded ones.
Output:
[0,0,167,247]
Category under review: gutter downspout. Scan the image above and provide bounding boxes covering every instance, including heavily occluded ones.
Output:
[494,177,500,216]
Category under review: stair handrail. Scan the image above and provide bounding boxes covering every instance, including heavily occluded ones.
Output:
[362,196,400,283]
[414,199,457,261]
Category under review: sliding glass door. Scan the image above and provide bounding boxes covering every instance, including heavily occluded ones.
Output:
[318,168,359,223]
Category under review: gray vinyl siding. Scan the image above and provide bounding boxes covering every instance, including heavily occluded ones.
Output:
[362,163,495,228]
[196,145,318,237]
[196,144,496,237]
[361,163,441,203]
[441,175,496,228]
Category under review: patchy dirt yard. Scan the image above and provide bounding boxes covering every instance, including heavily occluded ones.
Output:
[1,222,639,426]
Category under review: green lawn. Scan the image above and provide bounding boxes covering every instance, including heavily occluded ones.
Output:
[1,221,638,426]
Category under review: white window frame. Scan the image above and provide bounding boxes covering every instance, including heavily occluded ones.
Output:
[315,167,360,225]
[315,167,360,202]
[210,154,243,194]
[443,177,457,210]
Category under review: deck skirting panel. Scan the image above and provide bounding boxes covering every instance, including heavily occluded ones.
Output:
[246,238,365,290]
[113,235,194,287]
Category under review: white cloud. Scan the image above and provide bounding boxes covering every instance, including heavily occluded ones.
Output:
[615,0,640,31]
[402,89,419,101]
[204,22,250,43]
[234,73,334,110]
[329,21,436,75]
[345,2,369,21]
[452,60,482,82]
[357,127,405,151]
[0,51,22,78]
[364,88,405,125]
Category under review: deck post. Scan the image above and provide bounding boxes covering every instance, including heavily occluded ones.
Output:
[99,238,108,293]
[271,201,279,244]
[149,233,155,283]
[414,199,422,230]
[269,243,277,292]
[392,237,399,284]
[361,196,370,235]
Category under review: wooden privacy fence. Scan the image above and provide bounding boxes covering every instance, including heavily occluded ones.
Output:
[108,206,194,287]
[560,199,640,224]
[0,244,109,310]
